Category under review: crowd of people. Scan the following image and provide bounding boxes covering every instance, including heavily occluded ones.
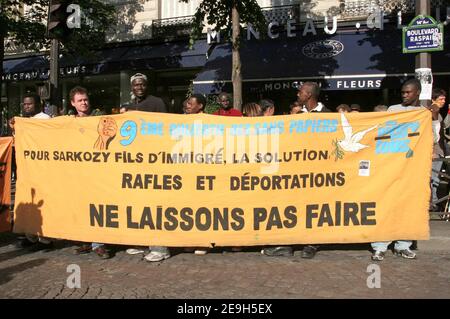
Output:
[8,72,449,262]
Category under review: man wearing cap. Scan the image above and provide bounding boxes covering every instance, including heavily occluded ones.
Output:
[122,73,167,113]
[122,74,170,262]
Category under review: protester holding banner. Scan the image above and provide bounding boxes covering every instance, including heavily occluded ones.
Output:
[185,94,211,255]
[8,93,50,186]
[244,97,286,257]
[9,94,53,250]
[262,82,331,259]
[292,81,332,259]
[122,74,172,262]
[297,82,332,114]
[0,136,13,233]
[371,79,439,261]
[70,86,111,259]
[8,93,50,135]
[128,94,210,260]
[121,73,167,113]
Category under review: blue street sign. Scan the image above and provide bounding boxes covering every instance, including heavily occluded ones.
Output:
[402,15,444,53]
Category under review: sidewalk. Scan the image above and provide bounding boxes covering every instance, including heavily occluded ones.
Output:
[0,220,449,299]
[419,219,450,251]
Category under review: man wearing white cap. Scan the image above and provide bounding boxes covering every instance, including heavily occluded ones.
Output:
[121,73,167,113]
[123,73,170,262]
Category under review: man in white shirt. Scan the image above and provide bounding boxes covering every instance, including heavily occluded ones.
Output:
[297,82,332,113]
[23,94,51,119]
[263,82,331,259]
[372,78,439,261]
[9,93,52,251]
[9,93,50,134]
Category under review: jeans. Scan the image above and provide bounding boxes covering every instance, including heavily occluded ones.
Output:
[431,160,443,206]
[371,241,412,252]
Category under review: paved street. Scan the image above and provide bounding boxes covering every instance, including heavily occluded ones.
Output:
[0,220,449,299]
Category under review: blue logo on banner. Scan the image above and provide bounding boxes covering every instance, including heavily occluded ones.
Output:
[375,121,420,157]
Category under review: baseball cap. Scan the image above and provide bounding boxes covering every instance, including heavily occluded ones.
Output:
[130,73,148,84]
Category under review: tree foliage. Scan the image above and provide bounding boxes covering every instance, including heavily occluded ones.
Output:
[180,0,266,46]
[180,0,266,110]
[62,0,116,56]
[1,0,116,55]
[1,0,48,50]
[0,0,117,130]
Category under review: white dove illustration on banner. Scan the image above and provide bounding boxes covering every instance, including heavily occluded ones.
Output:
[338,113,378,153]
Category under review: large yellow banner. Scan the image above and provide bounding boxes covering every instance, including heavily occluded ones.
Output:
[13,110,432,246]
[0,137,13,232]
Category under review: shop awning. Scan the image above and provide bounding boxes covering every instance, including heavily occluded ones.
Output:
[2,55,49,81]
[1,47,130,81]
[60,46,129,74]
[2,40,210,81]
[119,40,210,69]
[193,26,450,94]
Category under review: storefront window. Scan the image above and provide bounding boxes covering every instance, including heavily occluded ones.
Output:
[63,74,121,114]
[155,69,200,114]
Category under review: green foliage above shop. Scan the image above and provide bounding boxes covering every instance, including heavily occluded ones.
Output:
[204,95,221,114]
[179,0,266,44]
[1,0,116,55]
[180,0,267,111]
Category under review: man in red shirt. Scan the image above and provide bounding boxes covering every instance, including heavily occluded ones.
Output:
[213,92,243,116]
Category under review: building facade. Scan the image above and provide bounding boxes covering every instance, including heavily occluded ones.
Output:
[1,0,449,122]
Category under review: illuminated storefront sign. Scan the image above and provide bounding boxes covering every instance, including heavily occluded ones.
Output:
[2,65,88,82]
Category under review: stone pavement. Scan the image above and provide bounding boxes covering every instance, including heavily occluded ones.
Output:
[0,220,449,299]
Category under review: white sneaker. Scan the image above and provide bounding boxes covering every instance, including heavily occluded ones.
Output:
[126,247,145,255]
[144,251,170,262]
[194,249,208,255]
[394,248,416,259]
[371,250,385,261]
